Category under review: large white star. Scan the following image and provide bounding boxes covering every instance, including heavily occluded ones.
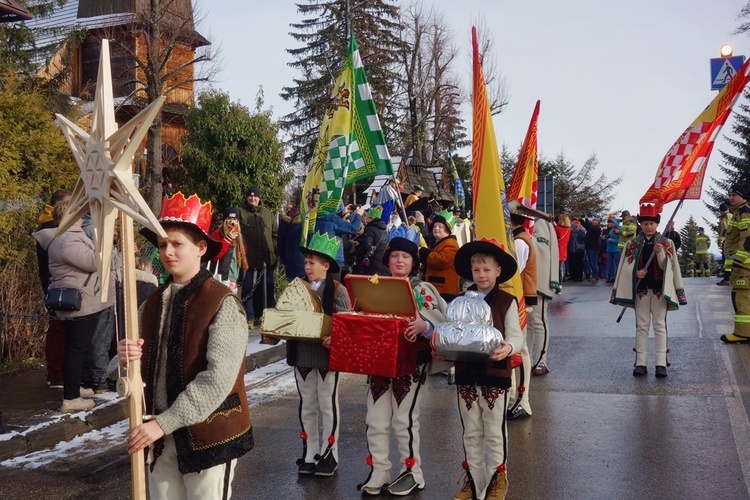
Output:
[55,39,167,301]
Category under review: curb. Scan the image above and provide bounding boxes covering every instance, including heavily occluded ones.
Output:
[0,342,286,462]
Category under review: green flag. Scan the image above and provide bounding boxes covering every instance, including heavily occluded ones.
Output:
[300,35,393,242]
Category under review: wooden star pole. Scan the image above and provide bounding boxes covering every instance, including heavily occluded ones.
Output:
[55,39,166,500]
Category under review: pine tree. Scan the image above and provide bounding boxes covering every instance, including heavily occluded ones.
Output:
[281,0,401,168]
[704,91,750,217]
[536,152,622,217]
[678,215,700,275]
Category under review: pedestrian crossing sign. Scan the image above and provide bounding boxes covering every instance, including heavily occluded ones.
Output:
[710,55,745,91]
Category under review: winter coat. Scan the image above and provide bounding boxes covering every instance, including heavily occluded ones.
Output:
[35,225,115,318]
[611,233,686,310]
[581,219,601,250]
[554,225,570,262]
[278,211,306,281]
[420,235,461,300]
[238,202,278,269]
[135,269,158,306]
[353,218,389,275]
[35,205,55,292]
[315,211,362,268]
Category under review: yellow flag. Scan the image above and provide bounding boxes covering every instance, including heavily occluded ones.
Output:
[471,26,527,328]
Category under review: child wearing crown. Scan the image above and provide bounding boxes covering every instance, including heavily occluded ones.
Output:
[265,232,352,477]
[358,236,449,497]
[610,203,686,378]
[117,193,253,499]
[444,238,523,500]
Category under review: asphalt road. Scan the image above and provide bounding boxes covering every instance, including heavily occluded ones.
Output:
[2,277,750,500]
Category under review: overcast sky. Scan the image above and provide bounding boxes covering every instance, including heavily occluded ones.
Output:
[201,0,750,242]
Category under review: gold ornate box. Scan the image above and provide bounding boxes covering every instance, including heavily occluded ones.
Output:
[260,278,331,342]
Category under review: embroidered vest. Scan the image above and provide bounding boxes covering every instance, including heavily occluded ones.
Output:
[141,269,253,474]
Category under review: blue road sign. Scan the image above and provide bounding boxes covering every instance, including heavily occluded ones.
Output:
[710,55,745,91]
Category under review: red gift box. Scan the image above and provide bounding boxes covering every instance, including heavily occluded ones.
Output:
[329,275,418,378]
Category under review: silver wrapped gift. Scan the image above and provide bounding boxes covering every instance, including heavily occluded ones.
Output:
[433,322,503,361]
[433,292,503,361]
[445,291,493,324]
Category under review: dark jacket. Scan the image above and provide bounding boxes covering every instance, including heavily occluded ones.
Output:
[353,218,389,275]
[278,211,305,281]
[664,230,681,252]
[238,202,278,269]
[581,219,602,250]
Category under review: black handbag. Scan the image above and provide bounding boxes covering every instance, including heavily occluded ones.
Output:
[45,274,92,311]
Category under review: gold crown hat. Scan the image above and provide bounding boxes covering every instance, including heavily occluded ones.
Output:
[299,232,342,273]
[433,209,457,231]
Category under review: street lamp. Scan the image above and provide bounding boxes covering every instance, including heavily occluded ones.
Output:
[720,44,733,57]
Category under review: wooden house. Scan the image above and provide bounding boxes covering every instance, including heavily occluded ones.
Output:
[26,0,208,174]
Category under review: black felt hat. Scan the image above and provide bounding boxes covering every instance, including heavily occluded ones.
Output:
[454,238,518,284]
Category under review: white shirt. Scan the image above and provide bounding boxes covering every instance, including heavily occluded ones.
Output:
[515,237,530,272]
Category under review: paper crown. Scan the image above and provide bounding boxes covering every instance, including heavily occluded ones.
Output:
[434,209,456,230]
[159,192,214,234]
[388,224,421,247]
[637,203,661,224]
[299,231,341,273]
[367,206,383,218]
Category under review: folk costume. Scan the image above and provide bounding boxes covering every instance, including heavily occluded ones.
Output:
[722,185,750,343]
[209,207,248,293]
[358,237,448,496]
[527,219,561,376]
[507,203,537,420]
[452,238,523,500]
[292,233,351,476]
[139,193,252,500]
[420,210,461,301]
[610,203,686,376]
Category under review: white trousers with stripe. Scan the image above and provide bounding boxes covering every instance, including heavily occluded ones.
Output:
[295,367,340,463]
[149,434,236,500]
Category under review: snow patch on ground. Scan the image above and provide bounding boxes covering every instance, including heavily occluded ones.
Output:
[1,360,296,469]
[1,420,129,469]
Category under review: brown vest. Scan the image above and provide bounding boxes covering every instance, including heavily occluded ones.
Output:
[514,228,538,306]
[454,286,516,388]
[142,269,253,474]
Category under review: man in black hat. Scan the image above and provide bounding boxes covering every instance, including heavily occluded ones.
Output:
[721,184,750,343]
[718,202,732,286]
[238,185,278,326]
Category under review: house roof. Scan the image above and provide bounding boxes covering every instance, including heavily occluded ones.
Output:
[0,0,32,22]
[25,0,208,49]
[362,155,454,203]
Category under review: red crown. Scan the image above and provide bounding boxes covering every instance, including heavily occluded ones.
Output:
[478,237,504,250]
[638,203,660,218]
[158,192,213,235]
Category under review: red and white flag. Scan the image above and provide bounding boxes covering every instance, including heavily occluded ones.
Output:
[641,56,750,210]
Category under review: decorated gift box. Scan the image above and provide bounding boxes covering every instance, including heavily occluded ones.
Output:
[329,275,418,378]
[260,278,331,342]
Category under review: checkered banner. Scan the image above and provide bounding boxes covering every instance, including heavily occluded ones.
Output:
[300,35,393,243]
[641,56,750,210]
[344,37,393,185]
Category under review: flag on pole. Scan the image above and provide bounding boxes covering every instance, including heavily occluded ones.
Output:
[300,35,393,243]
[449,151,466,210]
[640,57,750,210]
[507,100,540,209]
[471,26,527,329]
